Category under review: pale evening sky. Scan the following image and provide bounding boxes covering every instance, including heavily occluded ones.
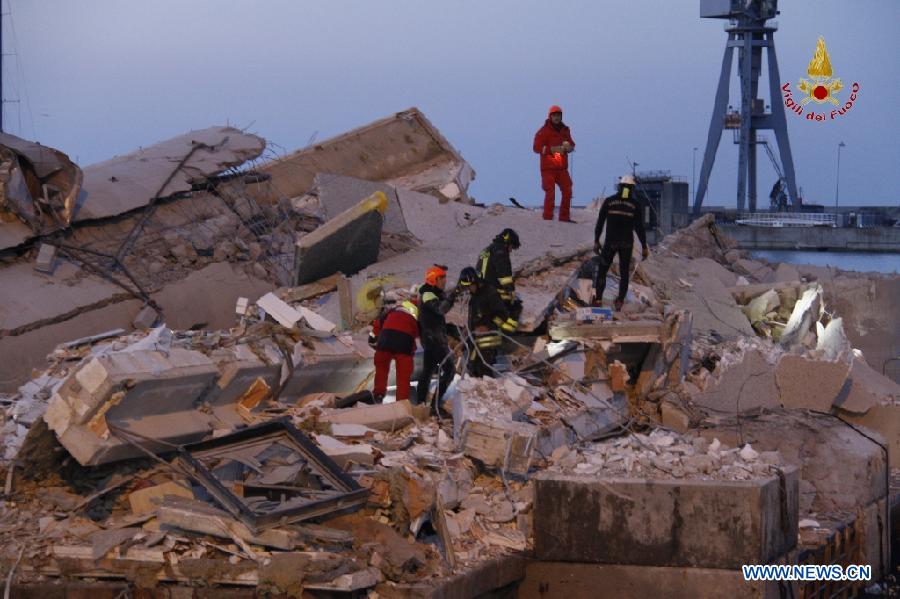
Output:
[5,0,899,208]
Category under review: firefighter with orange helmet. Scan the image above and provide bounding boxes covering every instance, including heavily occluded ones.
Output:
[416,265,462,412]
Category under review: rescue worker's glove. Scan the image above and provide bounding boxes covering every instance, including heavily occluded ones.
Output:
[562,141,573,152]
[642,246,650,261]
[367,332,378,348]
[593,241,601,255]
[550,145,565,154]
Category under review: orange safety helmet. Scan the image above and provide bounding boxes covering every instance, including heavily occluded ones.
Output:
[424,265,448,287]
[548,105,563,116]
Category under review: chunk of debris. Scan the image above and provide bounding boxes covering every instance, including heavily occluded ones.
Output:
[128,480,194,515]
[293,191,388,285]
[34,243,58,274]
[321,399,414,432]
[75,126,265,222]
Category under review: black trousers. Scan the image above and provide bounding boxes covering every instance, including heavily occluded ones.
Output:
[593,244,632,303]
[416,342,455,405]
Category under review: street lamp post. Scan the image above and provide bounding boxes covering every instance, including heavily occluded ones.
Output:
[692,147,698,205]
[835,141,845,224]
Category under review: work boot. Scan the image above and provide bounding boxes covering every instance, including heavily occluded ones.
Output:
[372,392,386,404]
[613,298,624,312]
[334,390,376,408]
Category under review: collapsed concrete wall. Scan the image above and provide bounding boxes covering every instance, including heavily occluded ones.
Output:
[253,108,474,205]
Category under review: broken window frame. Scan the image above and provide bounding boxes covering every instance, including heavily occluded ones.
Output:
[174,418,368,533]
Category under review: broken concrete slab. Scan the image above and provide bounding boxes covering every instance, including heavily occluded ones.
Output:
[836,355,900,414]
[639,255,755,339]
[75,126,265,222]
[257,291,303,328]
[255,108,474,205]
[395,187,485,242]
[314,173,407,235]
[321,399,414,432]
[314,434,375,468]
[44,343,224,465]
[279,335,375,399]
[293,191,388,285]
[693,349,780,413]
[780,285,822,349]
[0,298,143,393]
[0,261,127,335]
[533,468,798,569]
[775,355,850,412]
[151,261,274,331]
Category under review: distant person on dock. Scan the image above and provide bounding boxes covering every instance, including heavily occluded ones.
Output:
[533,105,576,222]
[592,175,649,311]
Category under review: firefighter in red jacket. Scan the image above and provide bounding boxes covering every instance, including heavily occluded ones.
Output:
[533,105,576,222]
[371,299,419,403]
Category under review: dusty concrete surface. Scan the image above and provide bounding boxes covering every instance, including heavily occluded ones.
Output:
[533,469,798,568]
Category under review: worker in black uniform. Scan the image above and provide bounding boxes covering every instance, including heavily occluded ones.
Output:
[416,264,461,413]
[458,267,517,377]
[476,228,522,322]
[592,175,649,311]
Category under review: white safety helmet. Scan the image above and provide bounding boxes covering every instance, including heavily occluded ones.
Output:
[619,175,636,186]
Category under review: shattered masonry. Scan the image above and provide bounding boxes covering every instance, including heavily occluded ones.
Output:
[0,109,897,597]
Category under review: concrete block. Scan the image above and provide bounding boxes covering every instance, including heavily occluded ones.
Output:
[533,468,798,569]
[694,350,780,413]
[775,355,850,412]
[314,173,407,234]
[257,292,302,328]
[34,243,57,273]
[45,348,221,465]
[519,561,784,599]
[321,400,414,432]
[293,191,387,285]
[278,336,374,400]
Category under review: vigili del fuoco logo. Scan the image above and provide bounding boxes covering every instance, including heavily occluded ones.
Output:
[782,36,859,122]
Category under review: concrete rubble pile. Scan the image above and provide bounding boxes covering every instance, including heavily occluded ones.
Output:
[0,109,897,596]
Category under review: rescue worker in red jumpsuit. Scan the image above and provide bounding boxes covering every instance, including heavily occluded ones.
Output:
[371,299,419,402]
[533,105,576,221]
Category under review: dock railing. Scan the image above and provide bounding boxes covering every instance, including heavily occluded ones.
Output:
[734,212,836,227]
